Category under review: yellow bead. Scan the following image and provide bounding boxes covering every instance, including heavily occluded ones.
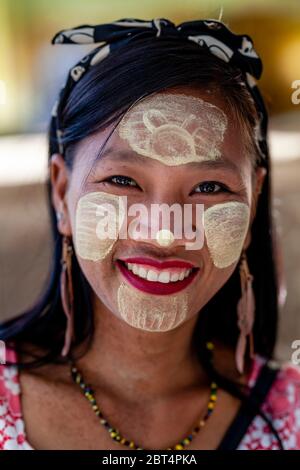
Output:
[206,342,214,350]
[208,403,214,410]
[129,441,135,448]
[175,444,184,450]
[183,438,190,445]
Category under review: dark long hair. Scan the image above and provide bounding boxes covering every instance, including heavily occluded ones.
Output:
[0,37,282,446]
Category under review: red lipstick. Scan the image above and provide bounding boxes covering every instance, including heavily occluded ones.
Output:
[116,257,199,296]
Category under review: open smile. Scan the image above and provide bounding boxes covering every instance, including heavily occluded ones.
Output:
[116,257,200,295]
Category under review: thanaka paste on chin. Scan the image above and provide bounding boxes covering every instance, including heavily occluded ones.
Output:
[117,282,188,332]
[118,93,228,165]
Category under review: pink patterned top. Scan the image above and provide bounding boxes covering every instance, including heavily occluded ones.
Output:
[0,346,300,450]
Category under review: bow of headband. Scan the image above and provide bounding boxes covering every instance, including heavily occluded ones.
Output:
[50,17,269,165]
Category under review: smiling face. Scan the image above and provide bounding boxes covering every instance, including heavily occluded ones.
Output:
[51,86,266,333]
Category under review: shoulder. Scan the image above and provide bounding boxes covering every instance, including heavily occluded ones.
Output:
[0,346,29,450]
[240,355,300,450]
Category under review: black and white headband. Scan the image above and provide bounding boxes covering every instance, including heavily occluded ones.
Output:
[50,17,269,166]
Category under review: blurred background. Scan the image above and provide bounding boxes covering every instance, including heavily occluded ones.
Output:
[0,0,299,360]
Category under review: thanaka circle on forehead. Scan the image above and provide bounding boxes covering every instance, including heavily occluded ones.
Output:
[117,92,228,166]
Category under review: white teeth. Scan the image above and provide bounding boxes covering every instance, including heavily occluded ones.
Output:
[123,262,193,283]
[147,270,159,282]
[170,272,180,282]
[158,271,170,283]
[132,265,139,275]
[137,267,147,279]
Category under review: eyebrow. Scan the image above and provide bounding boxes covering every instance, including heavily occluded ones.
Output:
[95,148,156,166]
[93,147,241,174]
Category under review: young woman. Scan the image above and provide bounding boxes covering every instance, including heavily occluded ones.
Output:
[1,18,299,451]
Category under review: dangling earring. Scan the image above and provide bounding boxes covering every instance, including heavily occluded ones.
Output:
[235,250,255,374]
[60,235,75,357]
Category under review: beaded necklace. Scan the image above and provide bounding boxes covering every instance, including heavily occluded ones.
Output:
[70,342,218,450]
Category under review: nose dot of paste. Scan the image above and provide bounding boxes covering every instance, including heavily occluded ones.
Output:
[156,229,175,246]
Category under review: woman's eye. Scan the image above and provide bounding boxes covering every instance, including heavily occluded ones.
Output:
[105,175,138,187]
[193,181,227,194]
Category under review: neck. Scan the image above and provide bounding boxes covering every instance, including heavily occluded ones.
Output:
[74,295,209,403]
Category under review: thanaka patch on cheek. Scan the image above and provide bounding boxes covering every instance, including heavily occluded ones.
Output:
[118,93,227,165]
[117,282,188,332]
[75,191,125,261]
[204,201,250,268]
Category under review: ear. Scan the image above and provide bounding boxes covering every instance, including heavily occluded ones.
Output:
[50,153,72,236]
[243,166,267,251]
